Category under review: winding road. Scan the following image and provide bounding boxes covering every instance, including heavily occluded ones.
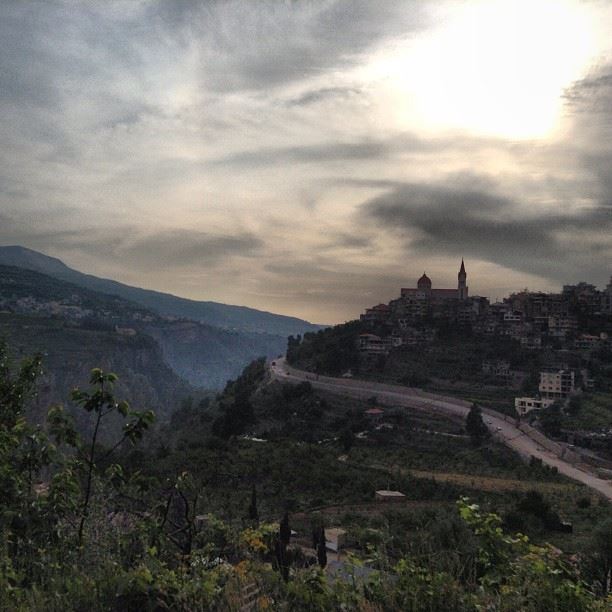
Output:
[270,358,612,502]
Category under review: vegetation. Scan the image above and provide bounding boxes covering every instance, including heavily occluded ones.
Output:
[287,321,543,414]
[1,343,611,610]
[465,403,490,446]
[557,392,612,432]
[287,320,363,376]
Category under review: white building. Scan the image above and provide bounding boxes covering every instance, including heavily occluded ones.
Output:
[515,396,554,415]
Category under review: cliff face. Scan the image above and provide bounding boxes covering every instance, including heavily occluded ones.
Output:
[144,320,284,389]
[0,313,192,441]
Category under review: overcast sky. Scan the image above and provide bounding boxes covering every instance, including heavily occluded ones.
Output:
[1,0,611,323]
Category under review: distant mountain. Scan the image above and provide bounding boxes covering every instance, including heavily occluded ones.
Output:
[0,263,292,389]
[0,246,322,336]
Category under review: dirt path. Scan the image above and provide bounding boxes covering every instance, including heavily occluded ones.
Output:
[402,468,575,493]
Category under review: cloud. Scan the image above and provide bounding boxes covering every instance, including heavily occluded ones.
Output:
[1,1,611,323]
[214,139,394,167]
[118,230,264,268]
[285,86,362,107]
[563,63,612,209]
[564,67,612,116]
[362,179,612,284]
[212,133,455,168]
[148,0,429,92]
[0,222,263,270]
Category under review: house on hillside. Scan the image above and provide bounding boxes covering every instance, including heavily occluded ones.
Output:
[364,407,384,424]
[375,490,406,502]
[539,369,575,402]
[514,396,553,416]
[357,334,393,355]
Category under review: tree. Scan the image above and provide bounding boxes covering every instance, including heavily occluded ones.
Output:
[465,403,488,446]
[280,511,291,548]
[248,484,259,524]
[339,426,354,453]
[587,518,612,596]
[70,368,155,545]
[317,526,327,568]
[276,511,291,582]
[539,402,562,438]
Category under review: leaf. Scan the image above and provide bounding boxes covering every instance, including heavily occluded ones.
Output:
[117,401,129,417]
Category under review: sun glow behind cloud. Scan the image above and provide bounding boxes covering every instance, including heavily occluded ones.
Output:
[369,0,597,139]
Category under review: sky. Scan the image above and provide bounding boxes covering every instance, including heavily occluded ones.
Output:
[1,0,612,324]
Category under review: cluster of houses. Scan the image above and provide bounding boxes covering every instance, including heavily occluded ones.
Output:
[358,262,612,417]
[514,369,577,416]
[360,262,612,355]
[0,293,157,326]
[0,295,94,320]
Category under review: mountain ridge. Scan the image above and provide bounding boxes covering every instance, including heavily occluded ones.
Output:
[0,245,323,336]
[0,262,291,388]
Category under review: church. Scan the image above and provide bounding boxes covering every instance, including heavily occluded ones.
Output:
[400,260,468,301]
[360,260,474,325]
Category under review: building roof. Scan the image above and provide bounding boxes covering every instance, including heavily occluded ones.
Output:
[375,490,406,498]
[417,273,432,288]
[431,288,458,296]
[372,303,390,311]
[459,258,466,275]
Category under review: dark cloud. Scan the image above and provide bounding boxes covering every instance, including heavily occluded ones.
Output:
[214,139,393,167]
[564,63,612,208]
[362,180,612,284]
[212,132,523,169]
[331,233,373,250]
[0,224,128,260]
[119,230,264,268]
[0,223,263,271]
[564,67,612,117]
[314,232,374,251]
[212,133,448,168]
[285,86,362,107]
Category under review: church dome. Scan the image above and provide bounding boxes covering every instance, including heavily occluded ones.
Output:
[417,273,432,290]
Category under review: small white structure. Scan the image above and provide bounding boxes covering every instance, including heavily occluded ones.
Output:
[375,490,406,502]
[325,528,347,552]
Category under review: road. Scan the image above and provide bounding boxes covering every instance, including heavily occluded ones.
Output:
[270,358,612,502]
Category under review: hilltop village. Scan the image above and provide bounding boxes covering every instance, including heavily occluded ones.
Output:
[357,262,612,441]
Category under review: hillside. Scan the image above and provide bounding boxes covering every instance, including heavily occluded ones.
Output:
[0,245,323,336]
[0,263,290,388]
[0,263,157,324]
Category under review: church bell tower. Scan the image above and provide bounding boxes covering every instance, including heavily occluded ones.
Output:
[458,259,468,300]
